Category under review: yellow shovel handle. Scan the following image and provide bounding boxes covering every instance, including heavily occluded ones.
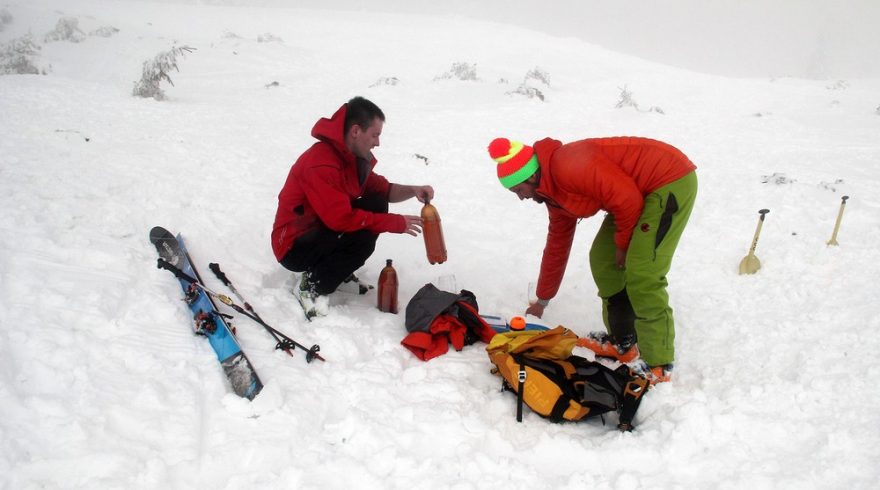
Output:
[748,209,770,255]
[827,195,849,246]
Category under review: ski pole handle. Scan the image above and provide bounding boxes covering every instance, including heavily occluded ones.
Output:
[209,262,256,315]
[158,259,237,306]
[208,263,231,286]
[157,258,199,284]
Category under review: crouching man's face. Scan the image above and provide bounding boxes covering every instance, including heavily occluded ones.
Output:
[509,174,543,203]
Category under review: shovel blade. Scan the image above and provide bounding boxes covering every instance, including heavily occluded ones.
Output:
[739,254,761,275]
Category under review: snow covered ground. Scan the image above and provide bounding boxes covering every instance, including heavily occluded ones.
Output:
[2,1,880,488]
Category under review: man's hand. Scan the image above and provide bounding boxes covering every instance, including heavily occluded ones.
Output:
[389,184,434,203]
[402,215,423,236]
[414,185,434,203]
[525,302,545,318]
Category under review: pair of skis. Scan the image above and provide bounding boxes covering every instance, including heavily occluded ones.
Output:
[150,226,323,401]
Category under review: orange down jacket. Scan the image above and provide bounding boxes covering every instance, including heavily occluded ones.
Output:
[532,136,696,301]
[271,104,406,261]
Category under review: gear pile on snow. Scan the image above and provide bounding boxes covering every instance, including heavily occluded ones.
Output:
[402,283,496,361]
[486,326,650,431]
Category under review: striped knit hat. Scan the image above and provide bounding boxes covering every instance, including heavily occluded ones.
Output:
[488,138,540,188]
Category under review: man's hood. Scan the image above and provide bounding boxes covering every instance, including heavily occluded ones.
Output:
[310,103,352,159]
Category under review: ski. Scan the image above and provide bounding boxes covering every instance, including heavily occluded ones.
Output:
[150,226,263,400]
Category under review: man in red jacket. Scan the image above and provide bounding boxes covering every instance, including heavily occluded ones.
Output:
[488,136,697,384]
[272,97,432,316]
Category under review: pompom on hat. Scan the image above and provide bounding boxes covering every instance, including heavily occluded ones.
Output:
[488,138,540,188]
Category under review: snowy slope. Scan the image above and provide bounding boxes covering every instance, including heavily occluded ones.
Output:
[2,1,880,488]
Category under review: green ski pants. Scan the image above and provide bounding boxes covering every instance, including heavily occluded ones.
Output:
[589,171,697,367]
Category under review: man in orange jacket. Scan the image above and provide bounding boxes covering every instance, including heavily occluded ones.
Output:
[488,136,697,383]
[272,97,432,317]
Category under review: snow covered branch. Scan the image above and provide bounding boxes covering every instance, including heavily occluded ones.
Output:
[132,45,195,101]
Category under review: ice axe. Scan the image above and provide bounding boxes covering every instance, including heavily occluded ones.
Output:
[827,195,849,246]
[739,209,770,275]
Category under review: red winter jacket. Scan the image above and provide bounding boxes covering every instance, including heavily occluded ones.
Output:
[532,137,696,301]
[271,104,407,261]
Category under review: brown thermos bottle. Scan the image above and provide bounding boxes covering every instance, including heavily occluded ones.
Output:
[421,200,447,265]
[377,259,398,314]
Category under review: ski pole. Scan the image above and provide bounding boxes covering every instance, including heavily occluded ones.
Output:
[209,263,262,321]
[827,195,849,246]
[209,262,311,359]
[210,261,292,357]
[157,259,324,362]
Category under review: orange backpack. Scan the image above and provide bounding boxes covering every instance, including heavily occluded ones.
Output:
[486,327,649,431]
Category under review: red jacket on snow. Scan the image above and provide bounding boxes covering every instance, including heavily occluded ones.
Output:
[532,136,696,301]
[271,104,407,261]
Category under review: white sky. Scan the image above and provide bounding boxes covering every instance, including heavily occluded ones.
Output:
[174,0,880,79]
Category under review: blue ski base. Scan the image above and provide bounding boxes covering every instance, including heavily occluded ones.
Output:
[151,227,263,400]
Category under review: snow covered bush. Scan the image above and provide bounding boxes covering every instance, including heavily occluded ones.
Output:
[369,76,399,87]
[761,172,796,185]
[434,62,477,81]
[615,85,664,114]
[525,67,550,86]
[819,178,845,192]
[508,83,545,101]
[616,85,637,109]
[132,45,195,100]
[507,67,550,101]
[0,8,12,32]
[90,26,119,38]
[875,104,879,116]
[44,17,86,43]
[0,35,48,75]
[257,32,282,43]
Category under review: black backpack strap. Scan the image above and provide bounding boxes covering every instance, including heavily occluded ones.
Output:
[516,360,526,422]
[549,397,573,423]
[617,375,649,431]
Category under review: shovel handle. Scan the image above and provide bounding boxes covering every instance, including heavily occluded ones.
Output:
[748,209,770,254]
[827,196,850,245]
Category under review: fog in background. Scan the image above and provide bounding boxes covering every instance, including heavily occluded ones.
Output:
[162,0,880,79]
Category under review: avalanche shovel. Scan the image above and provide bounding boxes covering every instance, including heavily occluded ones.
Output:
[739,209,770,275]
[827,195,849,246]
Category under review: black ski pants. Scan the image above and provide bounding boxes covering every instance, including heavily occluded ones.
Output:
[279,194,387,295]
